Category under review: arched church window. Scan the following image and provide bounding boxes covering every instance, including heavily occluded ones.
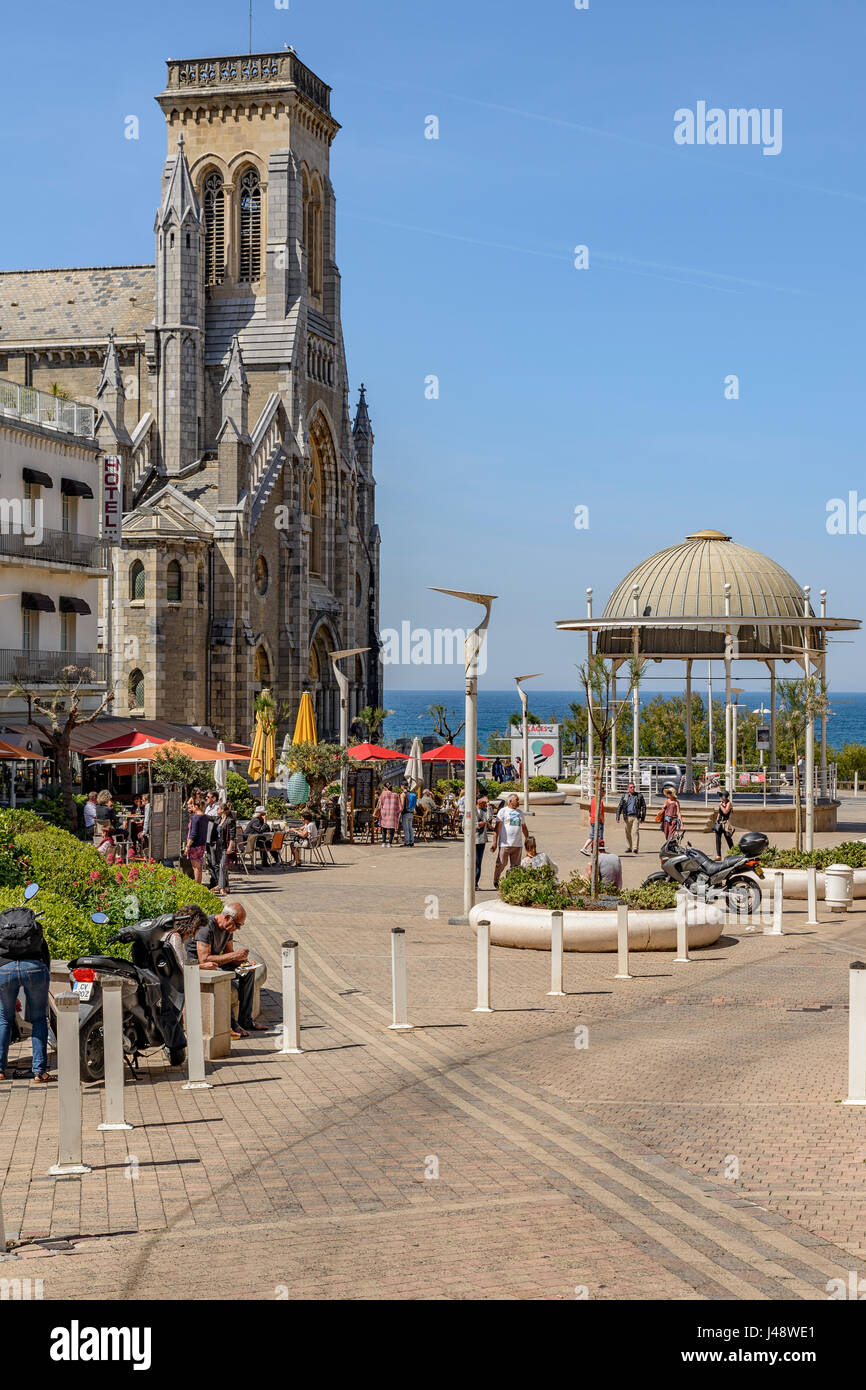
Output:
[129,669,145,711]
[197,564,206,606]
[203,172,225,285]
[254,646,271,685]
[167,559,183,603]
[238,167,262,283]
[309,451,323,577]
[254,555,269,596]
[308,175,323,299]
[129,560,145,601]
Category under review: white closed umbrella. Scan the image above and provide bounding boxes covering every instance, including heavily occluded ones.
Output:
[278,734,292,787]
[214,740,227,803]
[404,737,423,789]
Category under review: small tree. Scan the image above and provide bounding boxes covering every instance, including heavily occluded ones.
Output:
[354,705,389,743]
[775,676,831,851]
[577,654,643,897]
[151,741,199,793]
[281,740,347,815]
[11,665,115,831]
[427,703,465,744]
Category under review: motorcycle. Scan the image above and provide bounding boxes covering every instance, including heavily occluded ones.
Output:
[65,911,187,1082]
[642,830,768,916]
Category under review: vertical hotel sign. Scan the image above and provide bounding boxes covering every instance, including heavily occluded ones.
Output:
[101,456,122,542]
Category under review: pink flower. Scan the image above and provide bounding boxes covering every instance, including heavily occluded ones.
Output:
[89,870,101,882]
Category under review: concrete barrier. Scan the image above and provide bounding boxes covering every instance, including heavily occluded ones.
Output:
[767,866,866,901]
[468,899,724,951]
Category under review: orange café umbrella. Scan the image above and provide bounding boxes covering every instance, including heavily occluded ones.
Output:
[90,742,246,764]
[0,738,42,760]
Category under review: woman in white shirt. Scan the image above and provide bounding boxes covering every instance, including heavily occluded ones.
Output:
[520,836,558,876]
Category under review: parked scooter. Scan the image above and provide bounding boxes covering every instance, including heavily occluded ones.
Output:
[66,913,187,1082]
[642,831,768,916]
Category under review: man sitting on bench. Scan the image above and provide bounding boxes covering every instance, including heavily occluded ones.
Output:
[243,806,281,867]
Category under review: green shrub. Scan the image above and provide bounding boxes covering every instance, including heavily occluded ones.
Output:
[0,886,128,962]
[834,744,866,781]
[498,863,678,912]
[498,865,573,910]
[0,820,33,889]
[529,775,558,792]
[0,808,52,836]
[762,841,866,870]
[266,795,289,818]
[14,829,106,902]
[621,880,679,910]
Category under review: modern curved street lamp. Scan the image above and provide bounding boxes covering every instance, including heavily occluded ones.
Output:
[330,645,370,837]
[514,672,543,814]
[429,588,496,924]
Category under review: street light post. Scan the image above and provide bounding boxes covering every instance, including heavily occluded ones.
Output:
[515,672,543,816]
[329,646,370,839]
[431,588,496,925]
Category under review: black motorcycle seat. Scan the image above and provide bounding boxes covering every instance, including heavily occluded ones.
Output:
[691,850,746,873]
[69,955,140,978]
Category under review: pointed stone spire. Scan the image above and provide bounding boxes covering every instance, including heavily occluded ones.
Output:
[352,383,372,439]
[221,334,248,394]
[96,328,124,402]
[158,132,201,228]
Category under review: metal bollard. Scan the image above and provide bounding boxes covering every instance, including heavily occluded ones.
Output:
[547,911,565,996]
[276,940,302,1054]
[766,872,784,936]
[182,963,213,1089]
[615,903,632,979]
[98,978,132,1131]
[806,865,820,928]
[48,993,91,1175]
[473,919,492,1013]
[843,961,866,1105]
[389,928,414,1030]
[855,772,859,799]
[674,891,690,963]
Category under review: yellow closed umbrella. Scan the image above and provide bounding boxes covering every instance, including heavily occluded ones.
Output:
[250,689,279,805]
[248,719,265,782]
[292,691,318,745]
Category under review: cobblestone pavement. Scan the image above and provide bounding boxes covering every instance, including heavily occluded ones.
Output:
[2,799,866,1300]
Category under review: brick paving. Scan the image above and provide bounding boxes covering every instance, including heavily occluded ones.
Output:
[2,797,866,1299]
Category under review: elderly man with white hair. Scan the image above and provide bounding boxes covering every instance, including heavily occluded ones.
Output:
[491,793,529,888]
[186,902,269,1040]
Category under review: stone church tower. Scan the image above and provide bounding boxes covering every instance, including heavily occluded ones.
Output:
[0,49,382,744]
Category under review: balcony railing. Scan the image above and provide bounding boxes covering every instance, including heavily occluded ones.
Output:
[0,379,96,438]
[0,525,106,568]
[0,650,108,685]
[165,51,331,113]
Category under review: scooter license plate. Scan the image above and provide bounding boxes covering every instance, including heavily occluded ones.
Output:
[754,865,764,878]
[73,982,93,1001]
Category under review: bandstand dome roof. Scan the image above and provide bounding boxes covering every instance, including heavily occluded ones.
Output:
[596,529,819,661]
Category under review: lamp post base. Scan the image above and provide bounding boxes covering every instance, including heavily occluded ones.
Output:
[448,914,470,925]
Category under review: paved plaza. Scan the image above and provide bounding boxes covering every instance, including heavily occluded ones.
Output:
[2,799,866,1300]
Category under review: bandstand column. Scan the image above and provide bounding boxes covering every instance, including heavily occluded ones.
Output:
[803,585,814,850]
[585,588,594,796]
[819,589,828,798]
[724,582,732,794]
[768,659,777,780]
[631,585,640,786]
[610,660,618,793]
[685,658,693,793]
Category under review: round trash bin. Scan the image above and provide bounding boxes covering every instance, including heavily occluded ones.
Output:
[824,863,854,914]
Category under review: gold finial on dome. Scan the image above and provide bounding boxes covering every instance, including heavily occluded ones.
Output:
[686,529,731,541]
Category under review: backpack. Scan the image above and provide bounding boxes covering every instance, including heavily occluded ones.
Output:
[0,907,43,960]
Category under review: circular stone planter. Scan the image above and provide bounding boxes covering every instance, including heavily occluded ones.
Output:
[498,791,567,806]
[468,899,724,951]
[766,866,866,900]
[556,783,581,797]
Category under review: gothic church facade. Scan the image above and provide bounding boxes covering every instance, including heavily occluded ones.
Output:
[0,50,382,743]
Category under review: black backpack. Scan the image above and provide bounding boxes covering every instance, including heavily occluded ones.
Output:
[0,907,43,959]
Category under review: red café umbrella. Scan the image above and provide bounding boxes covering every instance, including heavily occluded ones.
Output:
[420,744,490,762]
[347,743,408,762]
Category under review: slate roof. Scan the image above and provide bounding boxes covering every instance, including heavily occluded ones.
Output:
[0,266,154,346]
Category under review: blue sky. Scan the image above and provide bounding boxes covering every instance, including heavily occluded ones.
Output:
[3,0,864,690]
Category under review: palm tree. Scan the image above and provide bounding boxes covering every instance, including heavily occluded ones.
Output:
[577,654,644,896]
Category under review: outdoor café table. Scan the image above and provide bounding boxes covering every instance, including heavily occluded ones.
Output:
[429,810,448,838]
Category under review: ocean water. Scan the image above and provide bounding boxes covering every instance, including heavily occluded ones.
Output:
[383,689,866,751]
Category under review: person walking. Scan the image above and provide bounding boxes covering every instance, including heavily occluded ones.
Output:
[714,790,734,856]
[400,782,418,846]
[581,791,605,855]
[376,784,402,846]
[184,793,210,883]
[467,790,492,888]
[208,800,236,896]
[660,786,681,842]
[0,893,53,1082]
[616,781,646,853]
[491,793,528,887]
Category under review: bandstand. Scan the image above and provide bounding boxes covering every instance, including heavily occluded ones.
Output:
[556,530,861,838]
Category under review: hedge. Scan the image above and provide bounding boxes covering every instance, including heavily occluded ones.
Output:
[498,864,678,911]
[0,886,126,962]
[761,841,866,870]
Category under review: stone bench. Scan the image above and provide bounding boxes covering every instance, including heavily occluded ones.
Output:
[195,963,268,1060]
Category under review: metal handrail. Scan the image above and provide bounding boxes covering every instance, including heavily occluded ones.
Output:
[0,378,96,438]
[0,526,105,567]
[0,650,108,684]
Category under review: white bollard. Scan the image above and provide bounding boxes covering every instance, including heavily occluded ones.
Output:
[674,891,690,963]
[766,872,784,936]
[182,963,213,1088]
[806,865,820,928]
[48,993,91,1175]
[473,919,492,1012]
[843,961,866,1105]
[615,903,632,979]
[0,1184,7,1258]
[389,928,414,1030]
[276,940,302,1054]
[548,910,565,996]
[98,977,132,1131]
[855,772,859,799]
